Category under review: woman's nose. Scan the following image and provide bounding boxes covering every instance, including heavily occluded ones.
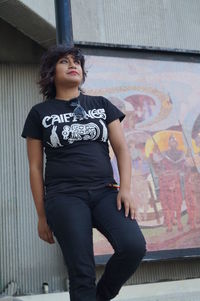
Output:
[68,60,76,68]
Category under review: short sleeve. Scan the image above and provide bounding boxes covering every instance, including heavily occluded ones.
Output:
[102,97,125,125]
[21,107,43,140]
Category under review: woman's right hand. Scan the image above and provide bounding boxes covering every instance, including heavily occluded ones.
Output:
[38,216,55,244]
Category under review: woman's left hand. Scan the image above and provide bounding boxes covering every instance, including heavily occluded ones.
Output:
[117,188,136,220]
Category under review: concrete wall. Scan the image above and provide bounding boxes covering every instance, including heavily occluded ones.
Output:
[71,0,200,51]
[18,0,55,27]
[0,18,44,63]
[0,0,56,48]
[1,0,200,51]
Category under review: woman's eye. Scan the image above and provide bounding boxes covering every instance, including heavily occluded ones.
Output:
[75,60,81,65]
[60,59,68,63]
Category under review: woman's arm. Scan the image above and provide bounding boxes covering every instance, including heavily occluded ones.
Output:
[108,119,136,220]
[27,138,55,244]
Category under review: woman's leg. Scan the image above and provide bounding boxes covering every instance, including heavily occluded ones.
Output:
[92,189,146,300]
[45,193,96,301]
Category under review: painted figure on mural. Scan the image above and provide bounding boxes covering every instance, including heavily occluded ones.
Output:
[151,135,185,232]
[184,165,200,229]
[110,96,154,223]
[184,130,200,229]
[129,141,151,222]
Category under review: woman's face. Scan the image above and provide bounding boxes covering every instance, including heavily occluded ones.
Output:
[54,54,83,88]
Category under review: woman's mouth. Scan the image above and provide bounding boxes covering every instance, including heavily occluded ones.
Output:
[67,71,79,75]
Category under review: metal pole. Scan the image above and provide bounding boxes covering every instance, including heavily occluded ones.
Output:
[54,0,74,47]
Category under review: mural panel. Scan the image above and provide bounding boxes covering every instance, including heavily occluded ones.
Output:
[83,54,200,259]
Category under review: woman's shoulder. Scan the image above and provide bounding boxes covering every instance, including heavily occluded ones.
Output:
[30,99,54,112]
[83,93,108,104]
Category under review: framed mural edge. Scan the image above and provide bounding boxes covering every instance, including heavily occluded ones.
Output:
[76,40,200,62]
[79,42,200,263]
[95,248,200,265]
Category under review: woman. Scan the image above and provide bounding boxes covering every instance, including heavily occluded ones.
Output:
[22,45,146,301]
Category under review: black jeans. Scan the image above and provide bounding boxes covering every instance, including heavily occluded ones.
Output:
[45,187,146,301]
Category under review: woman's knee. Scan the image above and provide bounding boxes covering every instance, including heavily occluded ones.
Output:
[118,233,146,260]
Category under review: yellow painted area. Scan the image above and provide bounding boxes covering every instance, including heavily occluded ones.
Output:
[192,139,200,154]
[145,130,187,157]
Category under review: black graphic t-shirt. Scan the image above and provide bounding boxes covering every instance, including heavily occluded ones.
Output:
[22,93,125,196]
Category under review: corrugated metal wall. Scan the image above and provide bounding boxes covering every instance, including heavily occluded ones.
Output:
[0,64,67,295]
[0,65,18,294]
[1,64,200,296]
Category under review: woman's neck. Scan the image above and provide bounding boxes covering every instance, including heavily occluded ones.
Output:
[55,87,80,101]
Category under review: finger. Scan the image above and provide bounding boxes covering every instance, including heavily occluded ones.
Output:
[43,231,49,242]
[38,230,45,241]
[39,230,52,244]
[130,205,136,220]
[117,194,122,210]
[42,227,55,244]
[39,232,48,243]
[47,230,55,244]
[124,201,130,217]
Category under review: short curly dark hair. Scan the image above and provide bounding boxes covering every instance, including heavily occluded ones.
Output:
[38,45,87,100]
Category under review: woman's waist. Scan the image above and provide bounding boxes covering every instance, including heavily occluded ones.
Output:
[45,177,115,195]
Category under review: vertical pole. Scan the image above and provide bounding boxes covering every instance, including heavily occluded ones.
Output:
[54,0,74,47]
